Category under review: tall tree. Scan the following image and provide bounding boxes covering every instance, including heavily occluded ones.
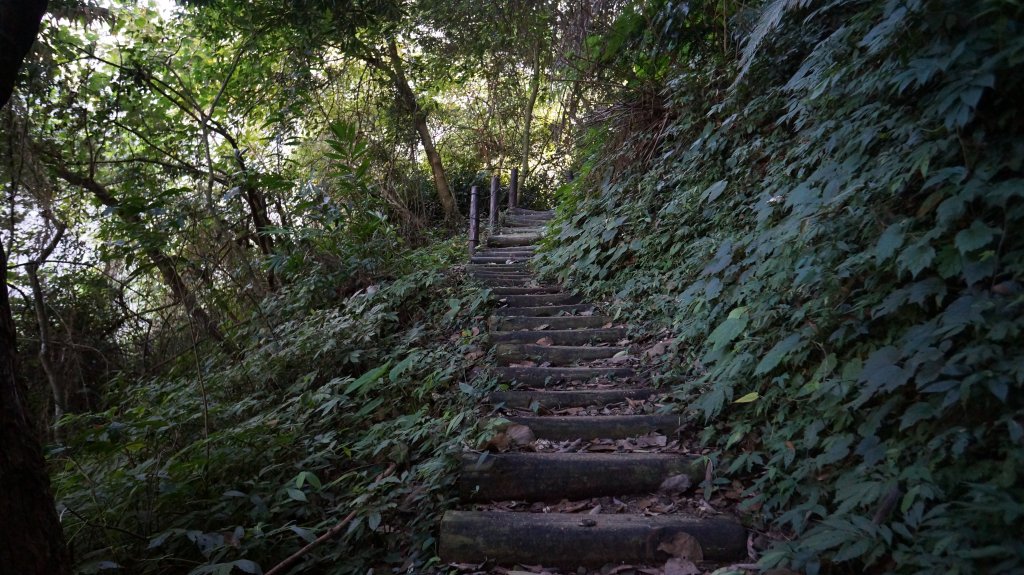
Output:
[0,0,73,572]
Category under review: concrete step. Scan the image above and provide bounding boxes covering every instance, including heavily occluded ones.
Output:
[495,343,625,364]
[493,366,635,386]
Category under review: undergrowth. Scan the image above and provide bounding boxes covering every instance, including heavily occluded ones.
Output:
[52,239,497,574]
[538,1,1024,573]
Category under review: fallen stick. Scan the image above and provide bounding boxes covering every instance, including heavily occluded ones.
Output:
[264,510,357,575]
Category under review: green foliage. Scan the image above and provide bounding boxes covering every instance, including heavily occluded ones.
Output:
[539,0,1024,573]
[53,241,495,574]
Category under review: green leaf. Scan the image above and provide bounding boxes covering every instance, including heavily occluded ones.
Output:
[754,333,803,375]
[700,180,728,204]
[954,220,996,253]
[367,511,382,531]
[707,306,748,352]
[231,560,261,574]
[874,223,904,262]
[898,240,936,278]
[286,488,307,502]
[345,363,391,396]
[734,391,760,403]
[389,353,417,382]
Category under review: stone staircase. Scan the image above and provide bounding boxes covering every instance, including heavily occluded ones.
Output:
[439,208,748,572]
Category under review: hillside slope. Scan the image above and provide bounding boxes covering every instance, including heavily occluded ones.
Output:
[538,1,1024,573]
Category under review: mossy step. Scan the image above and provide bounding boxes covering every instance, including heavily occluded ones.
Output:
[503,414,684,441]
[492,304,593,317]
[492,315,613,331]
[439,511,747,567]
[488,388,655,409]
[488,327,626,345]
[495,343,625,364]
[493,366,634,386]
[457,452,701,501]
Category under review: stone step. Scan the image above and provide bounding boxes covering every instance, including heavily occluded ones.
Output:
[506,217,551,227]
[507,207,554,216]
[488,286,562,295]
[494,293,581,306]
[488,388,657,409]
[493,366,635,386]
[487,234,542,247]
[474,278,538,287]
[477,246,537,254]
[488,327,626,345]
[495,343,625,364]
[439,511,747,567]
[492,304,594,317]
[466,263,528,271]
[470,255,532,264]
[499,227,545,234]
[504,414,684,441]
[457,452,701,501]
[492,315,613,331]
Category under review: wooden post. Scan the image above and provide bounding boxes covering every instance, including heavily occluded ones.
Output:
[489,174,499,233]
[468,185,479,256]
[509,168,519,209]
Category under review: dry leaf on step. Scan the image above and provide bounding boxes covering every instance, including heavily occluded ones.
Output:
[533,324,550,331]
[644,339,675,358]
[464,350,485,361]
[535,337,554,346]
[658,532,704,561]
[658,473,692,494]
[506,424,536,447]
[663,557,701,575]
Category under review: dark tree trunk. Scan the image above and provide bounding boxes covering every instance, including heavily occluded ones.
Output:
[0,2,74,573]
[0,238,73,574]
[0,0,47,108]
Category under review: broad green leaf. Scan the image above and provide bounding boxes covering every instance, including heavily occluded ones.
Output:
[734,391,760,403]
[874,223,904,262]
[708,307,748,351]
[755,333,803,375]
[345,363,391,396]
[954,220,996,253]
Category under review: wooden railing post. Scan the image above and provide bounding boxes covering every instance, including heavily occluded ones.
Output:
[469,184,479,256]
[489,174,499,234]
[509,168,519,209]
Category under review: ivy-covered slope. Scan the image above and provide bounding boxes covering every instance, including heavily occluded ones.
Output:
[538,1,1024,573]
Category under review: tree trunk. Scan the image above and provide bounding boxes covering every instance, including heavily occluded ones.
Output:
[0,4,74,573]
[0,0,47,108]
[26,218,67,422]
[520,41,543,188]
[0,237,73,575]
[385,41,459,222]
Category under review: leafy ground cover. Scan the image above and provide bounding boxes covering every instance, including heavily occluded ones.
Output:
[52,242,500,574]
[537,1,1024,573]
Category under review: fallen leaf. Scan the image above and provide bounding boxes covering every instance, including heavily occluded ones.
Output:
[464,351,485,361]
[533,324,551,331]
[658,532,704,561]
[506,424,536,446]
[607,354,635,364]
[658,473,693,494]
[535,337,554,346]
[644,340,673,357]
[663,557,701,575]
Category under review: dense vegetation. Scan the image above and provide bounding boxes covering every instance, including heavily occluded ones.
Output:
[1,0,1021,573]
[538,0,1024,573]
